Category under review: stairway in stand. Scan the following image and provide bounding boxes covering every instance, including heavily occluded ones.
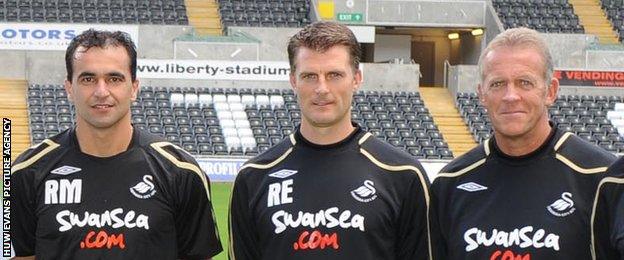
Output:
[569,0,619,44]
[0,79,31,161]
[419,87,477,157]
[185,0,222,35]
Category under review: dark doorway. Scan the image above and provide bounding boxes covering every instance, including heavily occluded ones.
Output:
[411,41,435,86]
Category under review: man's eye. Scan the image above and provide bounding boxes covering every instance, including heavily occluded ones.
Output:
[328,72,343,80]
[302,74,317,80]
[519,80,533,88]
[490,81,504,88]
[81,77,95,84]
[109,77,123,84]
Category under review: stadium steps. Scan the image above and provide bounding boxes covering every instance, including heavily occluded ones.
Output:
[419,87,477,157]
[0,79,31,161]
[185,0,222,35]
[569,0,620,44]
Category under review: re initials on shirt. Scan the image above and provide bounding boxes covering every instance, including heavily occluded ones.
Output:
[45,179,82,204]
[267,179,293,207]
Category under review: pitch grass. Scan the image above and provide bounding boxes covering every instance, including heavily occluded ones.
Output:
[212,182,234,260]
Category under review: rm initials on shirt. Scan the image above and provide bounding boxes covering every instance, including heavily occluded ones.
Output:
[45,179,82,204]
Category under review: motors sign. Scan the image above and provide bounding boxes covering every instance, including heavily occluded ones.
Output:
[0,23,139,50]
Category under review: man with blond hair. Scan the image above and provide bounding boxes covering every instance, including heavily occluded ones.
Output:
[430,27,616,259]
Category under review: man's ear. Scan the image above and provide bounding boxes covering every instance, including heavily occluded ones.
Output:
[353,69,362,92]
[289,72,297,93]
[131,79,140,101]
[545,77,559,106]
[64,79,73,102]
[477,83,485,104]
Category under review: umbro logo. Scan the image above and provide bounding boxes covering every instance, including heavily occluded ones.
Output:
[51,166,82,175]
[457,182,488,192]
[268,169,298,179]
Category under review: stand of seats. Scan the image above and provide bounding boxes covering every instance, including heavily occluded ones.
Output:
[492,0,584,33]
[352,91,453,159]
[0,0,188,24]
[601,0,624,42]
[456,92,624,153]
[219,0,311,28]
[27,84,453,159]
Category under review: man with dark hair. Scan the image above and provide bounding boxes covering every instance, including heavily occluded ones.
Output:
[591,157,624,259]
[229,21,432,260]
[65,29,138,82]
[430,27,617,259]
[11,29,222,259]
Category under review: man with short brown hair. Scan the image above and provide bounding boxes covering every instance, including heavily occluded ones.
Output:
[229,21,432,260]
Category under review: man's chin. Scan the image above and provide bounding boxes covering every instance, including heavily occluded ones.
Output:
[306,117,339,128]
[494,127,530,139]
[84,118,122,130]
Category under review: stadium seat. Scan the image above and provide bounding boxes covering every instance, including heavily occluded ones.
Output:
[213,94,227,104]
[170,93,184,106]
[256,95,270,106]
[184,93,198,105]
[229,103,245,112]
[270,95,285,108]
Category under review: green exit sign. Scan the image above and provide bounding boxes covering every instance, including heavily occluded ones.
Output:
[337,13,363,22]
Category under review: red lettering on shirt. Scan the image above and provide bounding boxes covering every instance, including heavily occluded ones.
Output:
[292,230,339,251]
[79,230,126,249]
[490,249,531,260]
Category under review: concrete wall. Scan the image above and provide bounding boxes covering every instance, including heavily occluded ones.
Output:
[0,50,65,83]
[447,65,479,95]
[542,34,598,69]
[459,33,483,65]
[367,0,486,27]
[0,50,27,79]
[483,2,504,47]
[376,28,453,86]
[361,63,420,91]
[139,25,193,59]
[227,27,300,62]
[311,0,486,27]
[585,49,624,69]
[557,86,624,96]
[374,34,411,62]
[26,51,66,84]
[174,41,259,60]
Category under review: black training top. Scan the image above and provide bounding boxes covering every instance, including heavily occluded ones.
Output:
[431,127,616,260]
[11,127,222,259]
[229,126,432,260]
[591,156,624,260]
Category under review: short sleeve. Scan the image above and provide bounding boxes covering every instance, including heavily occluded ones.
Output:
[228,171,262,260]
[592,161,624,260]
[174,166,223,259]
[395,175,432,260]
[10,164,37,256]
